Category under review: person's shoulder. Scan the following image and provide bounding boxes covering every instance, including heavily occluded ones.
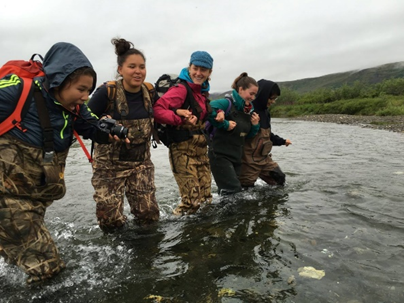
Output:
[95,81,110,92]
[90,82,110,99]
[0,74,24,87]
[162,82,188,99]
[0,74,25,101]
[210,97,230,105]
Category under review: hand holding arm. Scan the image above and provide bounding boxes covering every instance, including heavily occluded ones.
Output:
[227,120,237,131]
[215,110,225,122]
[250,112,260,125]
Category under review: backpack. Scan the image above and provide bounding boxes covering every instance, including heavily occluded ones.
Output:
[204,97,232,141]
[0,54,45,135]
[153,74,204,147]
[155,74,183,97]
[0,54,95,163]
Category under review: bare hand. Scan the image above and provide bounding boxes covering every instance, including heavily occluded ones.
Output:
[227,120,237,131]
[183,115,197,125]
[250,112,260,125]
[215,111,225,122]
[285,139,292,146]
[176,109,192,119]
[111,134,130,143]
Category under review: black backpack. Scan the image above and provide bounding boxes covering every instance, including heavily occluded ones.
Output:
[153,74,202,147]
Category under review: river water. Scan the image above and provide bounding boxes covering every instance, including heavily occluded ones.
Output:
[1,119,403,303]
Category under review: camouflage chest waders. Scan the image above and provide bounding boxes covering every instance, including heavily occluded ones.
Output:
[0,134,68,283]
[239,128,285,187]
[91,83,159,232]
[169,121,212,215]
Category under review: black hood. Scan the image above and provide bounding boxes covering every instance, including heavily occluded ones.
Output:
[252,79,281,129]
[43,42,97,94]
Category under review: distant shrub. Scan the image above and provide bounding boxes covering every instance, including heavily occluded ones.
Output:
[380,78,404,96]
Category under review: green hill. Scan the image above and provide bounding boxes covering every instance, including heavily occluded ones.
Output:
[278,61,404,94]
[210,61,404,99]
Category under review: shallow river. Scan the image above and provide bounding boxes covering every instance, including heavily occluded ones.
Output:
[1,119,403,303]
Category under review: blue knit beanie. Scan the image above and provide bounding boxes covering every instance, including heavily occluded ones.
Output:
[190,51,213,69]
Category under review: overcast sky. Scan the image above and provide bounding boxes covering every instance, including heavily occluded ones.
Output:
[1,0,404,93]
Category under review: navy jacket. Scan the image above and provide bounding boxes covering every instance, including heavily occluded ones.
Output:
[0,42,102,151]
[253,79,286,146]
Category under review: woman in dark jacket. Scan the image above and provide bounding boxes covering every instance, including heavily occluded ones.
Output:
[239,79,292,188]
[0,42,109,284]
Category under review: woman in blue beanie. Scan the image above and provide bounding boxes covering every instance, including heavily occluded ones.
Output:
[153,51,215,215]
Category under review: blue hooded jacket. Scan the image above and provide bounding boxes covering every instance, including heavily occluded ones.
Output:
[0,42,101,151]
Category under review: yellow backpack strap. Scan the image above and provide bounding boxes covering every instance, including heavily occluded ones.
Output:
[105,80,117,113]
[143,82,156,101]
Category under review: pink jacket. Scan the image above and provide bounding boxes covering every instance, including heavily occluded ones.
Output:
[153,82,208,126]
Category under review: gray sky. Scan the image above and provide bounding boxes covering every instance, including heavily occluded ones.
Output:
[1,0,404,93]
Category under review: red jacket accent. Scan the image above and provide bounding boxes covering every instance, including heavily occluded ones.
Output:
[153,81,208,126]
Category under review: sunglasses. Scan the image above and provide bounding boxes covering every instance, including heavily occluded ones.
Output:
[269,97,278,101]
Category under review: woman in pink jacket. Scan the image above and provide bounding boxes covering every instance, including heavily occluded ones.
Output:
[153,51,213,215]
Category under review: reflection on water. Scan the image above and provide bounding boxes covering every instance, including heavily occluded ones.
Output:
[1,119,403,303]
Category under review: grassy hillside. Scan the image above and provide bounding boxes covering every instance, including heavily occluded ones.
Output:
[278,61,404,94]
[210,61,404,118]
[211,61,404,98]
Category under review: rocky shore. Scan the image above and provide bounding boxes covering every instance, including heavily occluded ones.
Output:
[290,114,404,133]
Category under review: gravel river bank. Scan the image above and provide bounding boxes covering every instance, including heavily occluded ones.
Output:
[290,114,404,133]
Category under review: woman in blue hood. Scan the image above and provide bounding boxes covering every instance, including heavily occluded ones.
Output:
[0,42,110,284]
[239,79,292,188]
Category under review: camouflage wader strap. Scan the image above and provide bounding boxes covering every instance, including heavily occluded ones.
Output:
[106,80,154,119]
[178,81,203,121]
[106,80,157,148]
[33,86,61,184]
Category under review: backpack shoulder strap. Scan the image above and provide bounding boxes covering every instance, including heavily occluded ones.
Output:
[33,85,54,162]
[224,96,232,115]
[105,80,117,113]
[143,81,155,100]
[178,81,203,120]
[0,77,34,135]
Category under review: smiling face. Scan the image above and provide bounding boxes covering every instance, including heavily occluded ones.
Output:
[188,64,212,85]
[55,74,94,111]
[118,53,146,92]
[238,84,258,104]
[267,94,279,107]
